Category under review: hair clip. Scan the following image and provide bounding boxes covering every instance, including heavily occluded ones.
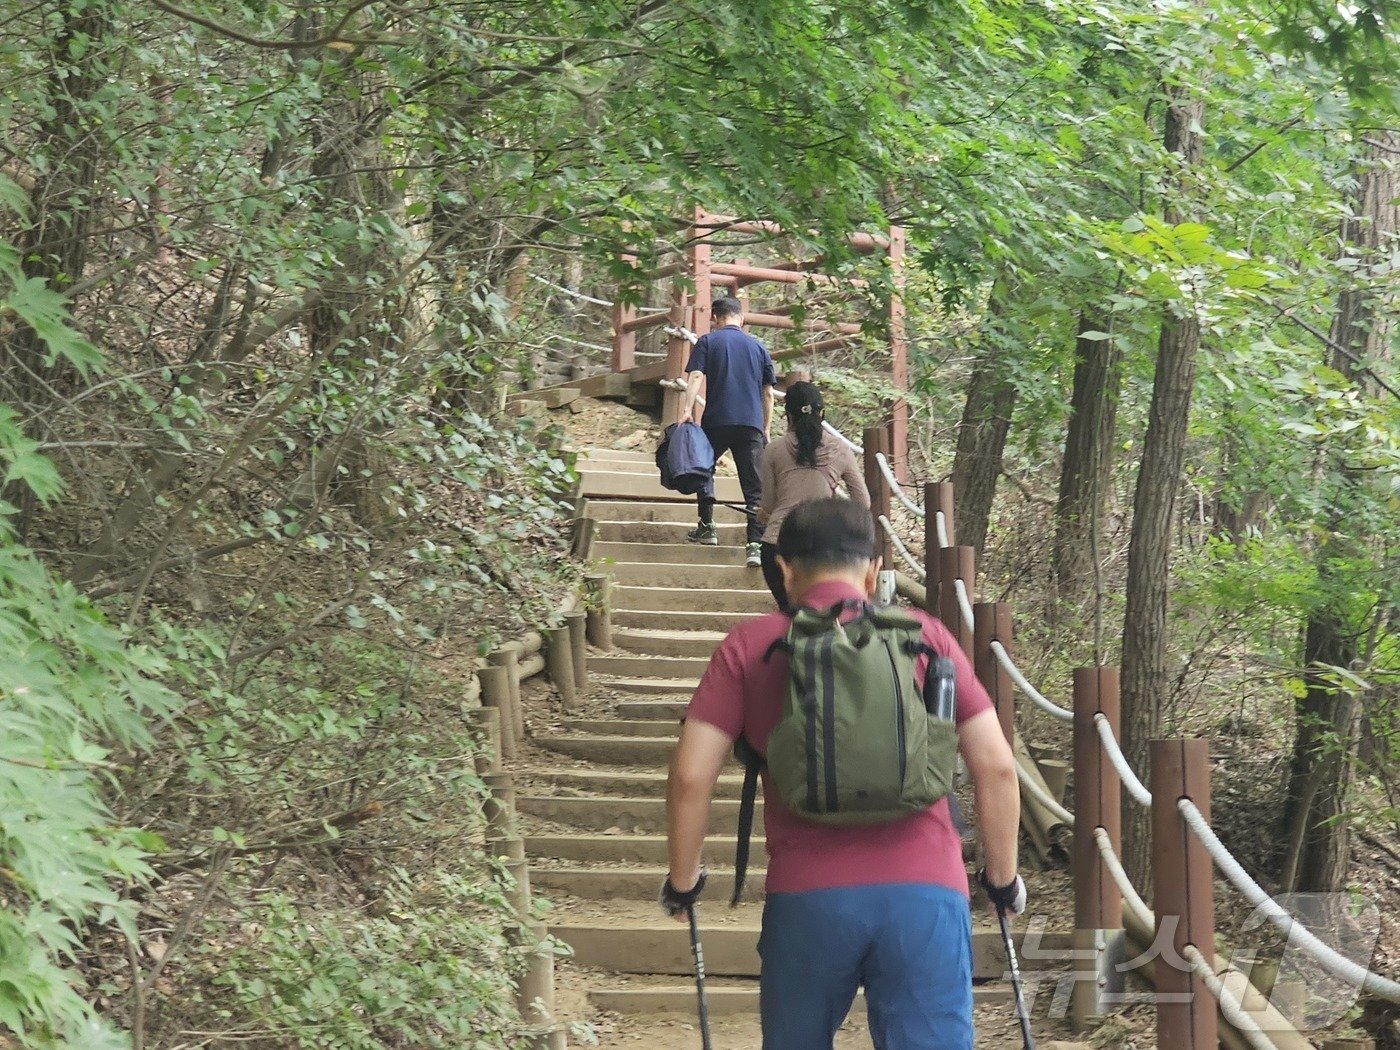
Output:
[800,404,813,414]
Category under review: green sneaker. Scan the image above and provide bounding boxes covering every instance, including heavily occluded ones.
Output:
[746,542,762,568]
[687,522,719,545]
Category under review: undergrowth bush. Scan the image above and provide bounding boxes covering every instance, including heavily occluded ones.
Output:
[207,869,527,1049]
[0,529,180,1046]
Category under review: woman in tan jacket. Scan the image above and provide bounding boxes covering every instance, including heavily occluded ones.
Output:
[756,381,870,609]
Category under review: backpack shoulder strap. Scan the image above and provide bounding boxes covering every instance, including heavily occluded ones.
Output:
[731,736,765,906]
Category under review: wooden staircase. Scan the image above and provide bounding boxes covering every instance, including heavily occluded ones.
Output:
[516,446,1059,1040]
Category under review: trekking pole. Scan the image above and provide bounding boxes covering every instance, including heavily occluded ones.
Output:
[686,904,714,1050]
[996,907,1036,1050]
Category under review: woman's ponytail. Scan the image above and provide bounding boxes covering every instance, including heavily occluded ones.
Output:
[784,381,825,468]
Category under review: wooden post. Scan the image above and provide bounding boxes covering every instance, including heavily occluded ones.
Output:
[464,706,502,775]
[545,627,576,710]
[490,643,527,747]
[1151,738,1217,1049]
[584,572,613,650]
[863,427,894,570]
[499,855,532,922]
[929,482,955,546]
[572,516,597,559]
[489,835,527,862]
[477,665,516,761]
[611,252,637,372]
[483,772,516,841]
[516,921,556,1029]
[887,225,909,481]
[973,602,1015,745]
[563,609,588,691]
[1071,667,1124,1029]
[924,481,955,614]
[690,206,713,339]
[662,284,691,423]
[937,546,975,660]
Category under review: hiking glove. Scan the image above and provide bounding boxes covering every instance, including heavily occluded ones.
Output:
[659,870,708,916]
[976,868,1027,916]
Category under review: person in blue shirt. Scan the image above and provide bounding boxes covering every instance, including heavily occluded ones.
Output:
[676,296,777,567]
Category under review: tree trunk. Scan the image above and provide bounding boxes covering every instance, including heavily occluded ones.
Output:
[1120,87,1206,888]
[1280,614,1361,892]
[1281,130,1397,893]
[950,282,1017,555]
[1052,308,1121,614]
[0,3,109,535]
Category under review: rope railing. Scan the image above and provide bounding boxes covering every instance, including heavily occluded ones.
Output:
[530,274,614,307]
[1181,945,1279,1050]
[877,515,926,580]
[1093,714,1153,807]
[874,452,925,518]
[934,510,950,549]
[823,422,864,455]
[1092,826,1152,921]
[989,641,1073,722]
[1016,761,1075,826]
[1178,798,1400,1004]
[952,577,975,632]
[1094,828,1285,1050]
[859,422,1400,1035]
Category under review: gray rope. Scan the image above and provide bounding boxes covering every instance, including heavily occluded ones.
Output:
[530,274,613,307]
[1093,713,1153,807]
[934,510,950,549]
[1181,945,1279,1050]
[951,578,975,631]
[874,452,925,518]
[1177,798,1400,1003]
[990,641,1073,722]
[877,515,925,580]
[1091,826,1152,920]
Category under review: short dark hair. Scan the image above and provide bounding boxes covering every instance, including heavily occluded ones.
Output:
[712,296,742,320]
[776,497,875,572]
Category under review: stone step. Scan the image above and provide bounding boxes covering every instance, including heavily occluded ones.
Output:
[519,795,756,833]
[595,540,748,567]
[531,866,766,901]
[535,734,688,765]
[599,676,700,696]
[559,718,681,738]
[579,470,744,503]
[585,500,744,524]
[588,652,712,678]
[615,584,772,614]
[614,608,753,632]
[554,922,1068,979]
[526,833,764,865]
[608,562,763,589]
[521,768,745,798]
[586,982,1011,1017]
[610,627,725,659]
[598,520,747,545]
[616,699,689,721]
[577,448,656,465]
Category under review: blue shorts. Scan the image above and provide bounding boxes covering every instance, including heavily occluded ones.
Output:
[757,883,973,1050]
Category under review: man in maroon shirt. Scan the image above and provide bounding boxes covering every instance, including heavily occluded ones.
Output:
[663,499,1024,1049]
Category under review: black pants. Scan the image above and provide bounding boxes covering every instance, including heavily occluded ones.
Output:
[698,424,765,545]
[759,542,788,611]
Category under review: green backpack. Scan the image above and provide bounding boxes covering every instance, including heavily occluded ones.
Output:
[730,599,959,903]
